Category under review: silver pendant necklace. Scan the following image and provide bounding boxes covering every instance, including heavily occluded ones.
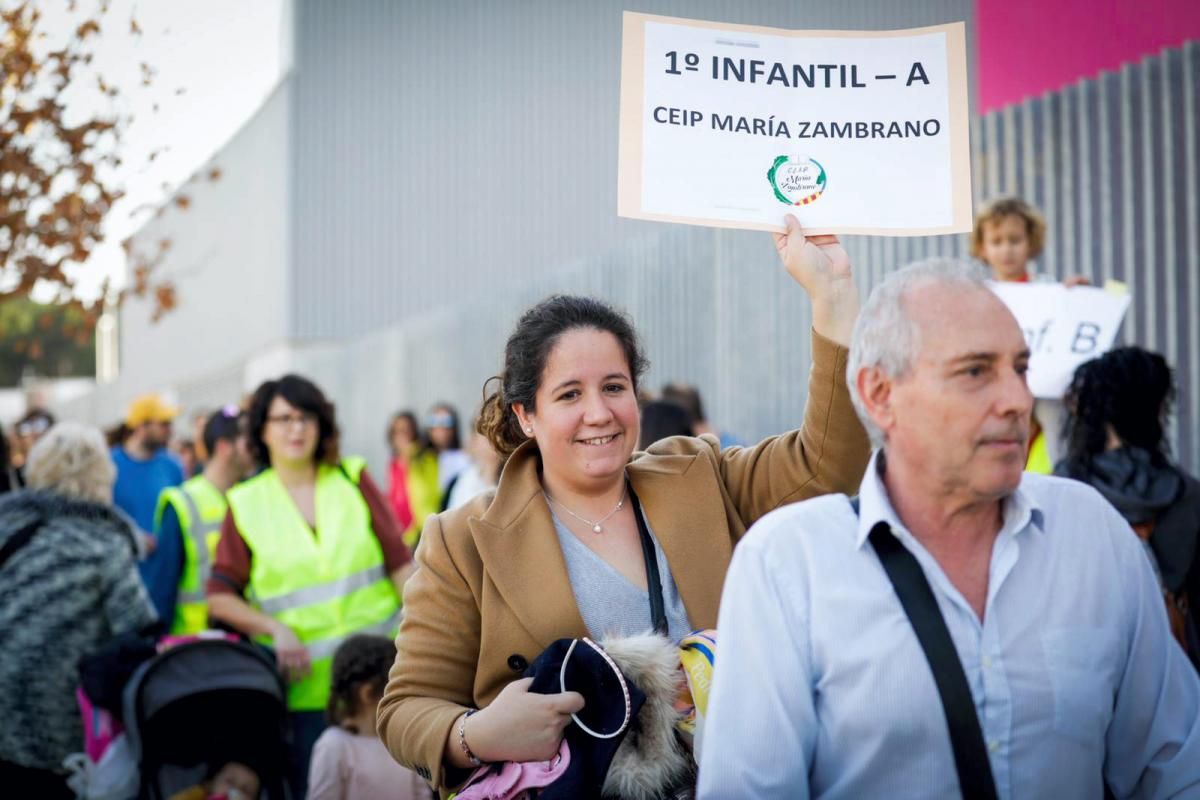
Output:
[543,484,627,533]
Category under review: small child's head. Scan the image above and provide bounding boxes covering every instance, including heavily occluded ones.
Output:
[208,761,260,800]
[327,634,396,734]
[971,196,1046,281]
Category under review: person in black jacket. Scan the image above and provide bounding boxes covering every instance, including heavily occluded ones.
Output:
[1056,346,1200,662]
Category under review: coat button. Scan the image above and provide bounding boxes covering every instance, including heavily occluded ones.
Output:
[507,654,528,672]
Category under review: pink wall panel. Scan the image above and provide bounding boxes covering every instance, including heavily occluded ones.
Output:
[977,0,1200,112]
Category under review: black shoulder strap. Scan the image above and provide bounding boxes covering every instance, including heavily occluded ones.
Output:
[627,483,668,635]
[849,496,999,800]
[438,472,461,513]
[0,518,44,571]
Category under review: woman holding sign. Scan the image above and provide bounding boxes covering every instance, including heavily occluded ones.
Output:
[377,218,870,796]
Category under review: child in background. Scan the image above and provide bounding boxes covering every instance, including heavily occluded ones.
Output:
[971,196,1046,283]
[308,635,432,800]
[972,195,1093,287]
[971,196,1086,472]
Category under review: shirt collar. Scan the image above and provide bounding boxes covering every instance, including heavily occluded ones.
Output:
[853,450,1045,550]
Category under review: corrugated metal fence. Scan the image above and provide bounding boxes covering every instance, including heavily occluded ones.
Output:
[344,39,1198,475]
[966,40,1200,473]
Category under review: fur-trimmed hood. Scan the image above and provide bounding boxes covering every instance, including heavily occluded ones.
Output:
[0,489,137,554]
[601,632,693,799]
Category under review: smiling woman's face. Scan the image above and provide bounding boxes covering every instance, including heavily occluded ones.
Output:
[515,327,639,494]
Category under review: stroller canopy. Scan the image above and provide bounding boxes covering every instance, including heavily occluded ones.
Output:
[123,638,291,799]
[126,638,284,721]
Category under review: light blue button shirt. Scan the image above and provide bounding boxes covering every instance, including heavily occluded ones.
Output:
[698,451,1200,799]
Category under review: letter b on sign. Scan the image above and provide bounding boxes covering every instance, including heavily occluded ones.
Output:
[1071,322,1101,354]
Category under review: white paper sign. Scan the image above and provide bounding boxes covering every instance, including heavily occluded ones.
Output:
[989,282,1131,399]
[618,13,972,235]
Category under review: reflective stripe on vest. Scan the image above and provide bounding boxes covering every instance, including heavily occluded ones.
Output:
[175,488,223,605]
[227,457,400,710]
[156,475,228,635]
[305,607,403,661]
[255,563,388,615]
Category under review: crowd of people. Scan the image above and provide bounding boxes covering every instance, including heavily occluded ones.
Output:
[1,198,1199,798]
[0,382,483,797]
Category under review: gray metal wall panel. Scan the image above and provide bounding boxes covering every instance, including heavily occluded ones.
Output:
[289,0,975,340]
[939,45,1198,473]
[287,2,1196,474]
[1183,42,1200,466]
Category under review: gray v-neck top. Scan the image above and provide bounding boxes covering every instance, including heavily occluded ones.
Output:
[551,510,693,641]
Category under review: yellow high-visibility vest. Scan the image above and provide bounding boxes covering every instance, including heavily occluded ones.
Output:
[155,474,227,635]
[1026,432,1052,474]
[226,457,400,711]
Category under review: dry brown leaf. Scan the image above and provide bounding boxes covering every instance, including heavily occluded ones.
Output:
[0,0,182,320]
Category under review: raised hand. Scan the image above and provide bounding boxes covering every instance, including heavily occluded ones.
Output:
[773,216,852,289]
[772,214,859,346]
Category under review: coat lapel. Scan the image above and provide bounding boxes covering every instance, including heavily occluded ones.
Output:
[470,443,589,648]
[470,441,738,645]
[628,452,735,631]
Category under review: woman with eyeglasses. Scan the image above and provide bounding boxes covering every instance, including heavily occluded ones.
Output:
[377,220,872,796]
[207,374,414,798]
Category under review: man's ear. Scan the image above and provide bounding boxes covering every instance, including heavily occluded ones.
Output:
[856,366,895,437]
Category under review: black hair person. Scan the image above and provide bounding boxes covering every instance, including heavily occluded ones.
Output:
[477,295,649,458]
[247,374,339,467]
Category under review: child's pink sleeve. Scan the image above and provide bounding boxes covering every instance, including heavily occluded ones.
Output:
[306,730,347,800]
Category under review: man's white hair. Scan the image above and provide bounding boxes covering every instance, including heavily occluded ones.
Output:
[25,421,116,504]
[846,259,993,447]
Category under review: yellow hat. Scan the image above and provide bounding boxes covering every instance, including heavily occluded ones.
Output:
[126,394,179,427]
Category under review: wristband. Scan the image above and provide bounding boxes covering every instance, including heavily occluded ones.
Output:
[458,708,482,767]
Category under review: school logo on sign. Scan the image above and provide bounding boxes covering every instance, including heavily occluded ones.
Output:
[768,156,827,206]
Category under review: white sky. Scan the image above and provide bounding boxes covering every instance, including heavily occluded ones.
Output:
[39,0,288,302]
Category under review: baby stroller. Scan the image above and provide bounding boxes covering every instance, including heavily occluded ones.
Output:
[122,637,291,799]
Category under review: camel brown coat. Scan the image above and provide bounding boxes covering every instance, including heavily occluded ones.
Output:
[378,331,870,791]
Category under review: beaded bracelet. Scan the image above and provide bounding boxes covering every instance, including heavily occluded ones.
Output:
[458,708,482,767]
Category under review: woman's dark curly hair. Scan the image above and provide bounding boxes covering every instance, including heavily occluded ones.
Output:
[1061,347,1176,470]
[477,295,649,458]
[247,374,340,468]
[326,634,396,730]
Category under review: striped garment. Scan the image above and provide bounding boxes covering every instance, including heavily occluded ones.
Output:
[0,490,157,771]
